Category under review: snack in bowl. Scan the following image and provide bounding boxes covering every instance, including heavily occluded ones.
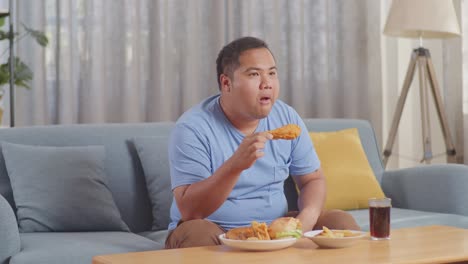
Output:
[268,124,301,140]
[303,226,366,248]
[318,226,362,238]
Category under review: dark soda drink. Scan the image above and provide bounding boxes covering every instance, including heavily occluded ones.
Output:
[369,205,391,239]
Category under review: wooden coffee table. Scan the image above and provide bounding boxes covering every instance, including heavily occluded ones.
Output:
[92,225,468,264]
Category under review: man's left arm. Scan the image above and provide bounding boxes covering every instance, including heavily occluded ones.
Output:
[292,168,326,232]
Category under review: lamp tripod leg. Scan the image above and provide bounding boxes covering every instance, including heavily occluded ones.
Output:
[418,55,432,164]
[425,55,457,163]
[382,50,418,167]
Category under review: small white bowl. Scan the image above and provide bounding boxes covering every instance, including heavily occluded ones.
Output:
[303,229,367,248]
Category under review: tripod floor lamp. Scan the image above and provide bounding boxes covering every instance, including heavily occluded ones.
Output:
[382,0,461,167]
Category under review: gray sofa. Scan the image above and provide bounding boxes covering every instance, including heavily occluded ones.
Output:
[0,118,468,264]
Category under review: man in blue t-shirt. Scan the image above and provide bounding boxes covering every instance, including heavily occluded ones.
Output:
[165,36,359,249]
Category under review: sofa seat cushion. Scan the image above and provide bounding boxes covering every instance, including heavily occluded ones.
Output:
[348,207,468,231]
[10,232,160,264]
[138,229,169,247]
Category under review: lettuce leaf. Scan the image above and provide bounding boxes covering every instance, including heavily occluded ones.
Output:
[275,229,302,239]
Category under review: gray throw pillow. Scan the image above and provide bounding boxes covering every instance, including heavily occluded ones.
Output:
[2,142,130,232]
[133,137,172,231]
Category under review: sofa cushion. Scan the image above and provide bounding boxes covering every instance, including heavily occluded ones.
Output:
[2,142,129,232]
[309,128,385,210]
[0,194,20,264]
[10,232,160,264]
[138,229,169,246]
[133,136,173,231]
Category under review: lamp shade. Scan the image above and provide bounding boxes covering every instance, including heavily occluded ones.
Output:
[384,0,460,39]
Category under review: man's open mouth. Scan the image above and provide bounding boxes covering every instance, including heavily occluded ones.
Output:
[260,96,271,103]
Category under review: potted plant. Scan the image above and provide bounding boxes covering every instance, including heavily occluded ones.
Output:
[0,16,48,124]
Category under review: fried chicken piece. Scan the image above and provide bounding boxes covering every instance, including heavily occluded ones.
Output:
[225,226,255,240]
[268,124,301,140]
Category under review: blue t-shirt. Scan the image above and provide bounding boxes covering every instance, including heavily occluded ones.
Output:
[168,94,320,230]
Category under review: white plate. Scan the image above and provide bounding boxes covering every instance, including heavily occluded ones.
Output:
[218,234,297,251]
[303,229,367,248]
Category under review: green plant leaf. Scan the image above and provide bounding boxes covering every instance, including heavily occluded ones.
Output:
[0,17,5,27]
[0,63,8,87]
[0,22,47,91]
[13,57,32,88]
[22,23,48,47]
[0,30,9,41]
[0,58,33,89]
[15,79,30,89]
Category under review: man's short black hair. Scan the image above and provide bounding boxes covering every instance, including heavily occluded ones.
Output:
[215,36,271,90]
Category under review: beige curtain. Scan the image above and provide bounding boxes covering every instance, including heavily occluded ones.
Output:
[462,0,468,164]
[5,0,381,147]
[4,0,466,165]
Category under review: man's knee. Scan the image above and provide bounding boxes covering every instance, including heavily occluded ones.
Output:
[314,209,361,231]
[165,219,225,249]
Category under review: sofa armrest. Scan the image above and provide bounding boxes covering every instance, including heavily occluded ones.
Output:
[381,164,468,216]
[0,194,20,264]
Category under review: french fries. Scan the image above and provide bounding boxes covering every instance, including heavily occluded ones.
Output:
[317,226,360,238]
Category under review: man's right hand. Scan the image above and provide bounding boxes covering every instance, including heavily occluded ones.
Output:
[228,132,273,172]
[174,131,273,221]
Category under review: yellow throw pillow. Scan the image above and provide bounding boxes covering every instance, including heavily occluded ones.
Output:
[307,128,385,210]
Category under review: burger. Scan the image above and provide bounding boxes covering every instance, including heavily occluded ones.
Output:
[268,217,302,239]
[225,217,302,240]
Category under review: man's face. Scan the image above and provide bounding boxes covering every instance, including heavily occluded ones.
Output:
[222,48,280,121]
